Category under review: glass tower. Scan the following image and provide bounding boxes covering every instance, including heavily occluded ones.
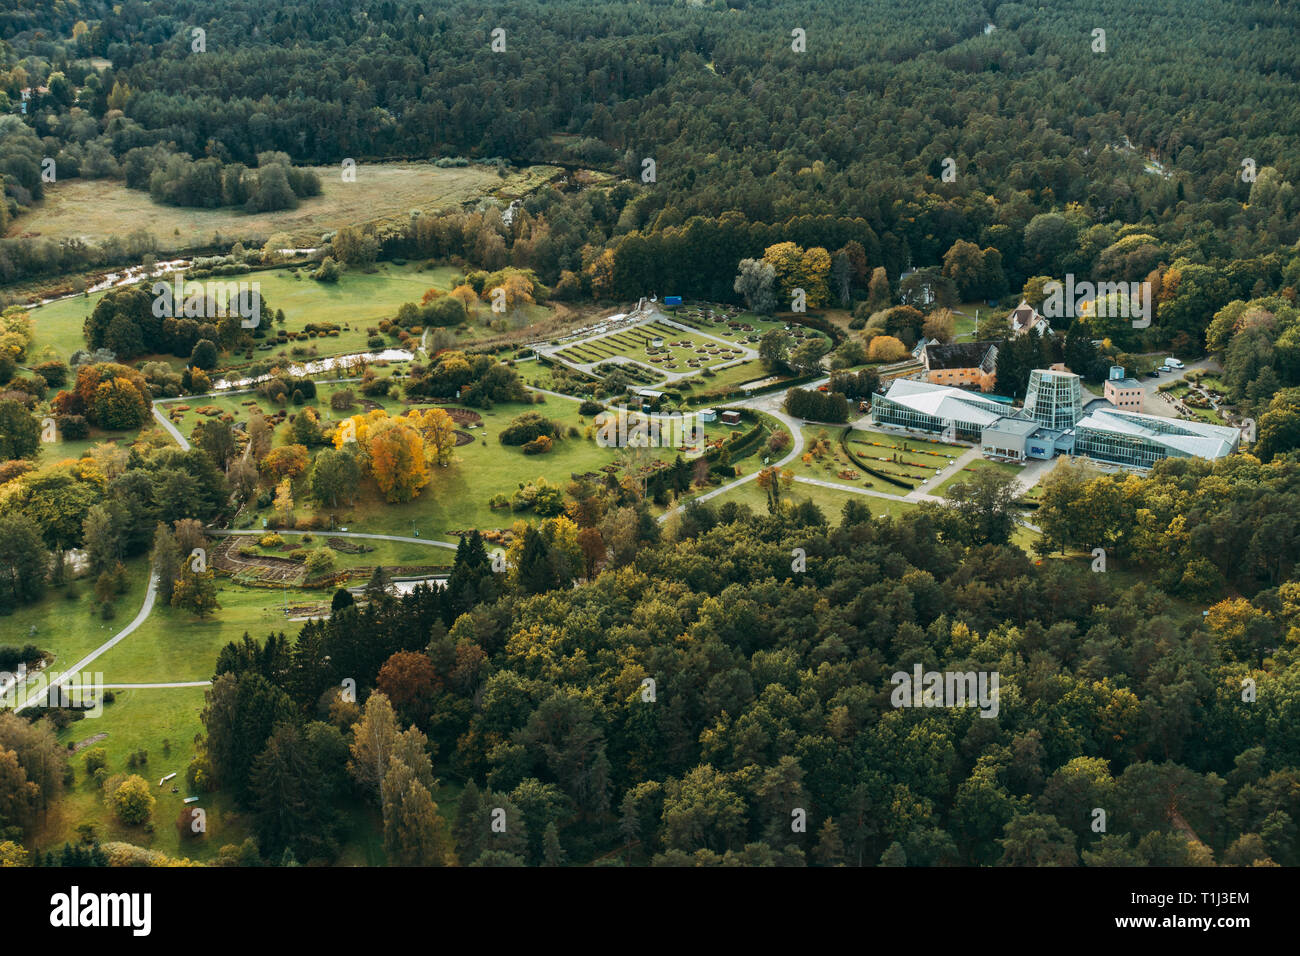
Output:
[1023,370,1083,429]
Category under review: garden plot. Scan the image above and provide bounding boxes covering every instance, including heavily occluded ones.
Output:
[666,305,830,350]
[549,316,755,383]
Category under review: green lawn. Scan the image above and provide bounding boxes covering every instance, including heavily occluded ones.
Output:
[0,558,153,670]
[222,394,758,543]
[92,578,334,683]
[36,685,252,864]
[162,379,407,442]
[702,476,918,524]
[933,458,1025,498]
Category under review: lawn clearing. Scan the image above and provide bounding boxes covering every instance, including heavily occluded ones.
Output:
[26,260,552,367]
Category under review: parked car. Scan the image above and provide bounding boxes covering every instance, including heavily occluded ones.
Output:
[1166,357,1185,369]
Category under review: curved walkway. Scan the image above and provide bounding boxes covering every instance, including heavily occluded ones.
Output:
[14,572,159,712]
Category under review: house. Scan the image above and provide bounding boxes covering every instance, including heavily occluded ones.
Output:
[919,341,999,392]
[697,408,718,423]
[719,410,743,426]
[1103,366,1144,412]
[1008,300,1051,337]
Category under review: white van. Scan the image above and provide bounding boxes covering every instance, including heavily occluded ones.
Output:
[1165,357,1185,369]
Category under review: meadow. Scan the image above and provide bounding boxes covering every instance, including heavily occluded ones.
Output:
[8,162,558,253]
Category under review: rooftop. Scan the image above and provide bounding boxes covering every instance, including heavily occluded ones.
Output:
[984,417,1041,438]
[879,379,1016,428]
[1075,408,1240,458]
[923,340,998,370]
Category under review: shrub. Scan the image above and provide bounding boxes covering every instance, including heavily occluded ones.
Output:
[106,774,155,825]
[499,412,560,446]
[522,434,554,455]
[84,747,109,774]
[56,414,89,440]
[579,400,603,415]
[304,548,336,575]
[259,533,284,548]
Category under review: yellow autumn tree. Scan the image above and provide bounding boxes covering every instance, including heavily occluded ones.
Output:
[273,477,295,526]
[365,416,429,502]
[586,248,617,298]
[449,285,478,308]
[409,407,458,467]
[761,242,831,307]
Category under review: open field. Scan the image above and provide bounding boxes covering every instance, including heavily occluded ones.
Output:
[220,394,768,543]
[0,558,153,667]
[161,378,408,440]
[6,162,560,252]
[25,260,556,368]
[93,578,334,683]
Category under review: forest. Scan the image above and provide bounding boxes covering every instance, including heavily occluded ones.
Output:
[157,470,1300,866]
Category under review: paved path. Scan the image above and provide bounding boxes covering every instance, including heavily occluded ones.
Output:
[151,404,190,450]
[210,529,459,550]
[14,572,159,712]
[794,475,905,503]
[658,404,807,522]
[99,682,212,689]
[903,444,982,502]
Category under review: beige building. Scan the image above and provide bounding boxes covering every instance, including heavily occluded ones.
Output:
[1103,367,1144,412]
[919,341,999,392]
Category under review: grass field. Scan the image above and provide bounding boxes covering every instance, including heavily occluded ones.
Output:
[218,393,762,543]
[26,260,553,369]
[33,685,253,864]
[701,476,918,524]
[0,558,153,665]
[8,162,559,252]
